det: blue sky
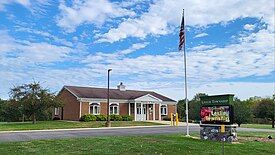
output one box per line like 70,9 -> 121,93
0,0 -> 274,100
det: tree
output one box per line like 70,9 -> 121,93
233,98 -> 253,127
189,93 -> 207,121
0,99 -> 6,121
254,98 -> 275,128
177,99 -> 186,121
9,82 -> 63,124
177,93 -> 207,122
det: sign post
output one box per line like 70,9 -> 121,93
220,124 -> 225,155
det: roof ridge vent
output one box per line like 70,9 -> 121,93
117,82 -> 126,91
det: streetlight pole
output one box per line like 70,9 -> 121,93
105,69 -> 112,127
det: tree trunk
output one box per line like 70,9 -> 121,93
22,114 -> 24,122
238,123 -> 240,127
272,117 -> 274,128
32,114 -> 36,124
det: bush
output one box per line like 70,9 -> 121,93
110,114 -> 122,121
162,116 -> 171,121
80,114 -> 96,122
53,117 -> 61,120
96,114 -> 107,121
121,115 -> 133,121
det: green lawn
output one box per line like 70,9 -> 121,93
0,121 -> 164,131
240,124 -> 275,130
0,134 -> 274,155
237,131 -> 275,138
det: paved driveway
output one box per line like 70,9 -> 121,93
0,126 -> 199,142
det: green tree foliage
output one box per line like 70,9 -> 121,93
0,99 -> 7,121
189,93 -> 207,122
253,98 -> 275,128
233,98 -> 253,127
177,99 -> 185,121
9,82 -> 63,124
177,93 -> 207,122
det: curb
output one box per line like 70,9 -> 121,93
0,125 -> 171,134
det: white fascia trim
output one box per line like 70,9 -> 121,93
134,94 -> 163,102
79,98 -> 128,103
63,87 -> 80,100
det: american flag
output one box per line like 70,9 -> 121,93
178,11 -> 185,51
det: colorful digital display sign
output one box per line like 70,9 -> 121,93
200,105 -> 233,124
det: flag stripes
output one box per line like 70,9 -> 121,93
178,11 -> 185,51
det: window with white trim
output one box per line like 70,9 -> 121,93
161,105 -> 167,115
90,103 -> 100,115
54,107 -> 59,116
110,103 -> 119,115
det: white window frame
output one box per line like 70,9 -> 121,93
89,102 -> 101,115
161,105 -> 167,115
54,107 -> 59,116
109,103 -> 119,115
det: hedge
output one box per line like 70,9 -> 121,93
80,114 -> 133,122
80,114 -> 97,122
96,114 -> 107,121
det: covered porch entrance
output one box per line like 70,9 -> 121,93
128,94 -> 162,121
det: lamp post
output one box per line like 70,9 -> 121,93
105,69 -> 112,127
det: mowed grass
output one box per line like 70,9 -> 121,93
240,124 -> 275,130
238,131 -> 275,138
0,121 -> 164,131
0,134 -> 274,155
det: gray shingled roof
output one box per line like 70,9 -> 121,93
64,86 -> 176,102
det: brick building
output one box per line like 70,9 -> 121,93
54,83 -> 177,121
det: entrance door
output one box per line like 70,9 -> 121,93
136,104 -> 146,121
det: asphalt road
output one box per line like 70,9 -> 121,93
0,126 -> 274,143
0,126 -> 199,142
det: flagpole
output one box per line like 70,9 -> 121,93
182,9 -> 189,136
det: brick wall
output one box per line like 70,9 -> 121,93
100,102 -> 107,115
168,104 -> 176,117
58,89 -> 80,121
119,103 -> 128,115
81,102 -> 89,116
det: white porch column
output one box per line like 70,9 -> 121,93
141,102 -> 143,121
158,103 -> 161,121
153,103 -> 155,121
146,103 -> 149,120
79,101 -> 82,118
134,102 -> 137,121
128,103 -> 131,115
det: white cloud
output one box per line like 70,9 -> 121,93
0,0 -> 30,9
81,29 -> 274,94
98,0 -> 274,43
0,1 -> 274,101
0,0 -> 51,15
156,82 -> 274,100
82,42 -> 149,64
57,0 -> 136,32
244,24 -> 256,31
0,28 -> 273,100
194,32 -> 208,38
0,31 -> 72,66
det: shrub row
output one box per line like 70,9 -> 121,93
80,114 -> 133,122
